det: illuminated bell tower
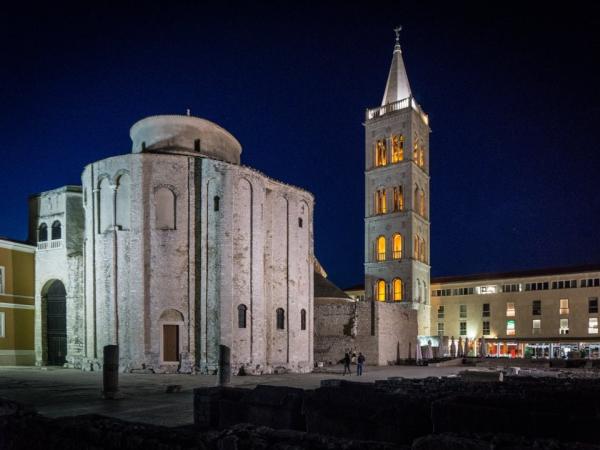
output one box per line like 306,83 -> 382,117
364,27 -> 431,336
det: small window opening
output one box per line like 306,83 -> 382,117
194,139 -> 201,152
298,217 -> 303,228
214,196 -> 220,212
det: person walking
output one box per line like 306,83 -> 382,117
356,352 -> 365,376
342,352 -> 351,375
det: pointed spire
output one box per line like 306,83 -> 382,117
381,26 -> 412,106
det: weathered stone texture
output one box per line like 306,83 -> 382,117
34,115 -> 314,374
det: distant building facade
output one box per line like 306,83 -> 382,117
31,114 -> 314,374
431,265 -> 600,358
0,238 -> 35,365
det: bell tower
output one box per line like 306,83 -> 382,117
364,27 -> 431,336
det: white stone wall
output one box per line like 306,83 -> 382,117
32,187 -> 84,367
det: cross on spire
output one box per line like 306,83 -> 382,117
394,25 -> 402,44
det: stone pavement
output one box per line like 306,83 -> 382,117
0,364 -> 465,426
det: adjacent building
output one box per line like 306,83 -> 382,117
0,238 -> 35,365
431,265 -> 600,358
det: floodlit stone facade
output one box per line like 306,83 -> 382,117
32,115 -> 314,374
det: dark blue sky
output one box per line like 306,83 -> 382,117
1,3 -> 599,288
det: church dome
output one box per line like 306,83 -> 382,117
130,114 -> 242,164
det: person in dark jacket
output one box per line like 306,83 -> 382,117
342,352 -> 351,375
356,352 -> 365,376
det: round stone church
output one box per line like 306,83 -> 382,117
32,114 -> 314,374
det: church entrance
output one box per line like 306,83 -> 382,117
163,325 -> 179,362
45,280 -> 67,366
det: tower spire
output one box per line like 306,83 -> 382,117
381,26 -> 412,106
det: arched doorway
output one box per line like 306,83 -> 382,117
45,280 -> 67,365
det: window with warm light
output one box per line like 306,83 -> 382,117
376,236 -> 386,261
376,280 -> 386,301
413,139 -> 419,162
589,318 -> 598,334
391,135 -> 404,163
375,189 -> 387,214
392,278 -> 403,301
506,320 -> 516,336
375,139 -> 387,167
393,186 -> 404,211
506,302 -> 515,317
392,233 -> 402,259
419,146 -> 425,168
560,299 -> 569,315
419,190 -> 425,216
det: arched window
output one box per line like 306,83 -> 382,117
420,238 -> 426,263
413,139 -> 419,161
393,233 -> 402,259
238,304 -> 247,328
393,186 -> 404,211
419,190 -> 425,217
38,223 -> 48,242
391,134 -> 404,163
51,221 -> 62,240
276,308 -> 285,330
419,146 -> 425,167
115,174 -> 131,230
414,185 -> 420,214
375,139 -> 387,167
414,235 -> 420,260
393,278 -> 403,301
155,187 -> 176,230
376,280 -> 386,302
301,309 -> 307,330
375,189 -> 387,214
376,236 -> 386,261
99,177 -> 113,233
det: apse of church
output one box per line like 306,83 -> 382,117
32,114 -> 314,374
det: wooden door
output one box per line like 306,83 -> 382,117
163,325 -> 179,362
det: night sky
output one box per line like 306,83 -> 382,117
1,3 -> 599,288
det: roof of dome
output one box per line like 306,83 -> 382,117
130,114 -> 242,164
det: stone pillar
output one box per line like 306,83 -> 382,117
217,345 -> 231,386
102,345 -> 119,399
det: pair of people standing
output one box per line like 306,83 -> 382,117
342,352 -> 366,376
